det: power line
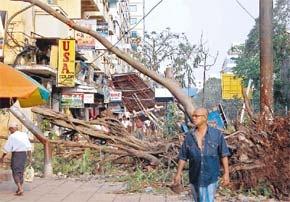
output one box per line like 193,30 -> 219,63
235,0 -> 256,20
90,0 -> 164,64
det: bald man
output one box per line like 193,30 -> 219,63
173,108 -> 230,202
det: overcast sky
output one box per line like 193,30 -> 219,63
145,0 -> 259,80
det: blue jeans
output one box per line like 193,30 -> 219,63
191,181 -> 218,202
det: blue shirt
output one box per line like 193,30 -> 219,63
178,126 -> 230,186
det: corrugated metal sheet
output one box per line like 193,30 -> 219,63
112,73 -> 155,112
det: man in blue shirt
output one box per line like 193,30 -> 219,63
173,108 -> 230,202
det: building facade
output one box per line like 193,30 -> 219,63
0,0 -> 133,124
128,0 -> 144,41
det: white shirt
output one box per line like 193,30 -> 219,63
2,131 -> 32,153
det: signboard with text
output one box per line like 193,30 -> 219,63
83,94 -> 94,104
221,73 -> 243,99
57,39 -> 76,87
61,93 -> 84,108
74,19 -> 96,50
95,21 -> 109,50
109,90 -> 122,102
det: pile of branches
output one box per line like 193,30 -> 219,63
227,115 -> 290,200
31,107 -> 180,167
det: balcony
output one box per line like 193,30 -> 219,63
15,64 -> 57,77
81,0 -> 100,12
82,0 -> 109,20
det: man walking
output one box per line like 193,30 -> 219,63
173,108 -> 230,202
0,122 -> 32,196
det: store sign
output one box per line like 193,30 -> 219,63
57,39 -> 75,87
95,21 -> 109,50
74,19 -> 96,50
61,93 -> 84,108
84,94 -> 94,104
109,90 -> 122,102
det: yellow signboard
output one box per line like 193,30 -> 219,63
57,39 -> 75,87
221,73 -> 243,99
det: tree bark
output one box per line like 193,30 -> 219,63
11,0 -> 195,120
9,106 -> 53,177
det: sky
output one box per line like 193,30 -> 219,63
144,0 -> 259,80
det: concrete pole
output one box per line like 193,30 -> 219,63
259,0 -> 274,117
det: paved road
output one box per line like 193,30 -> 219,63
0,176 -> 191,202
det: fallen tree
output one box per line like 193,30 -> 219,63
31,107 -> 180,166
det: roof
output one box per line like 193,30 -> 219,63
112,73 -> 155,112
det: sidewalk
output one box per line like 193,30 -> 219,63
0,177 -> 191,202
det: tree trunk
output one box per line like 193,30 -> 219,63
11,0 -> 195,120
9,106 -> 53,177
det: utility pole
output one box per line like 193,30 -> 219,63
259,0 -> 273,118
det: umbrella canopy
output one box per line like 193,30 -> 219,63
0,63 -> 50,108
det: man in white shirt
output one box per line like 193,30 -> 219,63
0,122 -> 32,196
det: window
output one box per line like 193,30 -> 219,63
130,31 -> 138,38
129,5 -> 137,12
130,18 -> 137,25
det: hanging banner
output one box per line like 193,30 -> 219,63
57,39 -> 75,87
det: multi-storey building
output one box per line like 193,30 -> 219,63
0,0 -> 123,121
128,0 -> 144,41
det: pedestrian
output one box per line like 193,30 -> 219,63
173,108 -> 230,202
134,117 -> 144,140
0,122 -> 32,196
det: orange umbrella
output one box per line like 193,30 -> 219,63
0,63 -> 50,108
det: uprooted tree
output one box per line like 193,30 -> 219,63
9,0 -> 290,199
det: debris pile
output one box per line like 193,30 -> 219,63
227,116 -> 290,200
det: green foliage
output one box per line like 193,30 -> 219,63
32,145 -> 99,176
53,149 -> 96,175
163,102 -> 180,137
39,119 -> 51,132
233,0 -> 290,114
32,143 -> 44,174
